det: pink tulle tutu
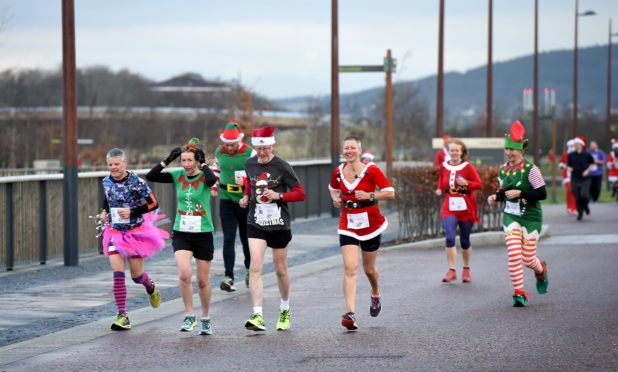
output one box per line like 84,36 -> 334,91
102,212 -> 170,258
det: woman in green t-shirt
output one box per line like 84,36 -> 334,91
147,138 -> 218,335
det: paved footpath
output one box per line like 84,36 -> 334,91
1,203 -> 617,371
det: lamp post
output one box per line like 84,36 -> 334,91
62,0 -> 79,266
572,0 -> 596,137
486,0 -> 493,137
606,18 -> 618,143
436,0 -> 445,138
533,0 -> 539,164
330,0 -> 339,217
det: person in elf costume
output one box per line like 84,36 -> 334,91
147,138 -> 218,335
211,122 -> 256,292
559,139 -> 577,215
487,121 -> 549,307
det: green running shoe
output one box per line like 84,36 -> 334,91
180,314 -> 197,332
276,308 -> 292,331
199,317 -> 213,335
111,313 -> 131,331
148,281 -> 161,308
512,290 -> 528,307
245,313 -> 266,331
535,260 -> 549,294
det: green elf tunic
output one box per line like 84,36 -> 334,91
168,168 -> 214,233
498,159 -> 544,234
215,143 -> 254,202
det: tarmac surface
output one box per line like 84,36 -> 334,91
1,202 -> 617,371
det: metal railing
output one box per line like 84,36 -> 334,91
0,159 -> 333,271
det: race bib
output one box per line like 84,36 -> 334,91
347,212 -> 370,230
448,197 -> 467,211
255,203 -> 281,223
234,170 -> 247,185
179,215 -> 202,232
110,208 -> 130,224
504,201 -> 522,216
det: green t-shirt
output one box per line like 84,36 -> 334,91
498,159 -> 543,233
169,168 -> 214,233
215,143 -> 255,202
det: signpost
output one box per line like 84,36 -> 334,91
339,50 -> 397,179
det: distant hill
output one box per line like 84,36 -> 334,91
274,45 -> 617,118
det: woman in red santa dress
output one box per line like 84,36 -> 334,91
434,138 -> 482,284
329,136 -> 395,331
608,139 -> 618,200
559,139 -> 577,215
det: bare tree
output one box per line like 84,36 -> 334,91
375,82 -> 431,160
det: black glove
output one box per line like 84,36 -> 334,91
163,147 -> 182,165
196,149 -> 206,165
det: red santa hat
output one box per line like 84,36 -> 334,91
573,136 -> 587,148
251,126 -> 276,146
220,122 -> 244,143
360,150 -> 375,162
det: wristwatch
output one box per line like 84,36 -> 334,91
369,192 -> 375,201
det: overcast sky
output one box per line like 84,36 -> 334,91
0,0 -> 616,99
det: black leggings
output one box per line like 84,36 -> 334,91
571,178 -> 591,214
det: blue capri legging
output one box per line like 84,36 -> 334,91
442,215 -> 473,249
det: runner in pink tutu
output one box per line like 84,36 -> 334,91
100,148 -> 168,331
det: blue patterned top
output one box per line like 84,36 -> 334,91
102,172 -> 153,231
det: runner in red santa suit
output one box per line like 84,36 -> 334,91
559,139 -> 577,215
608,139 -> 618,199
329,135 -> 395,331
433,135 -> 451,166
434,138 -> 482,284
239,126 -> 306,332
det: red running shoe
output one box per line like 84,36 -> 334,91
341,312 -> 358,330
462,267 -> 471,283
442,269 -> 457,283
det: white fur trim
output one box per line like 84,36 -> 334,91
338,218 -> 388,241
251,137 -> 275,146
220,133 -> 243,143
442,161 -> 469,172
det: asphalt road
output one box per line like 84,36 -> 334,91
1,203 -> 617,371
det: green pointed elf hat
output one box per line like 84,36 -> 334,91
220,122 -> 244,143
504,120 -> 526,150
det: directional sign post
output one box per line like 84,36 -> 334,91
338,50 -> 397,180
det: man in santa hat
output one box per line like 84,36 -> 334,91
239,126 -> 306,332
212,122 -> 256,292
567,136 -> 595,220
